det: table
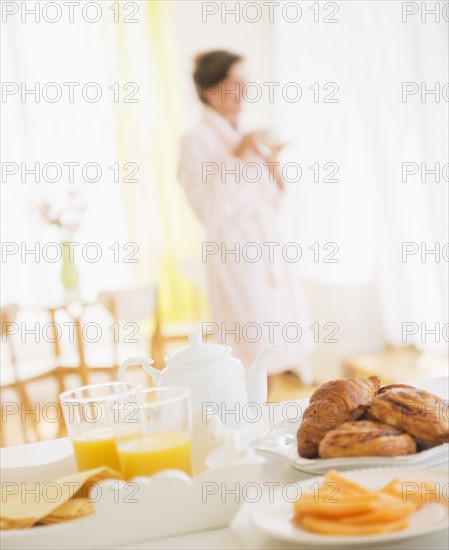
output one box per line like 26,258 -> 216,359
343,347 -> 448,384
1,376 -> 448,549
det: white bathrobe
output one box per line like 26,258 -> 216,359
178,108 -> 314,383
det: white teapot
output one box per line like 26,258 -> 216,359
119,332 -> 279,429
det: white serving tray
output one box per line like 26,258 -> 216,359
1,418 -> 266,549
2,458 -> 265,550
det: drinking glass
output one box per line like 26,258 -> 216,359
60,381 -> 137,472
109,387 -> 192,480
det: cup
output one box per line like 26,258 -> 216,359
109,387 -> 192,480
258,128 -> 279,148
60,381 -> 137,472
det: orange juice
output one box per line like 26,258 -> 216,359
117,432 -> 192,479
71,426 -> 121,472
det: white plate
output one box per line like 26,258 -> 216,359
252,421 -> 449,473
251,467 -> 449,547
0,438 -> 76,484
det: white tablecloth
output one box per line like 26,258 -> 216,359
1,376 -> 448,549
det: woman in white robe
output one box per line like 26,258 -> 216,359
178,51 -> 314,384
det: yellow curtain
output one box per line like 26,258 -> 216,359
146,1 -> 206,322
110,1 -> 206,323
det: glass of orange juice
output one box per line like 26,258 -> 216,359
109,387 -> 192,480
60,381 -> 137,473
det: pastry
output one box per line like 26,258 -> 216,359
415,439 -> 442,452
377,384 -> 416,395
297,376 -> 381,458
369,386 -> 449,443
318,420 -> 417,458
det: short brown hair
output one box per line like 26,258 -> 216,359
193,50 -> 243,104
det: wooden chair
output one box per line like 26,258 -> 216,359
0,304 -> 65,444
56,301 -> 122,387
56,287 -> 162,388
98,286 -> 157,371
150,289 -> 193,368
99,285 -> 194,370
55,285 -> 198,390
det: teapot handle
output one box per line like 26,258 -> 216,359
118,356 -> 161,386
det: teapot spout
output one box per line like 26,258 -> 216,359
246,344 -> 281,405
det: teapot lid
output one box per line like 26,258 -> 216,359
167,332 -> 227,363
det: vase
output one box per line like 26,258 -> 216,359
61,242 -> 80,301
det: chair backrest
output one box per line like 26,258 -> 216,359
98,286 -> 158,323
0,304 -> 19,335
1,304 -> 20,367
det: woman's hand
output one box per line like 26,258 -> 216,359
264,143 -> 287,191
234,133 -> 287,191
233,132 -> 261,159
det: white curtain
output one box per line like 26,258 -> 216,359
276,1 -> 448,356
1,8 -> 161,307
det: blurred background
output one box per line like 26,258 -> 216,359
1,1 -> 448,445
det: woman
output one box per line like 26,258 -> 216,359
178,50 -> 313,384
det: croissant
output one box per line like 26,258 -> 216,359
297,376 -> 381,458
318,420 -> 416,458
